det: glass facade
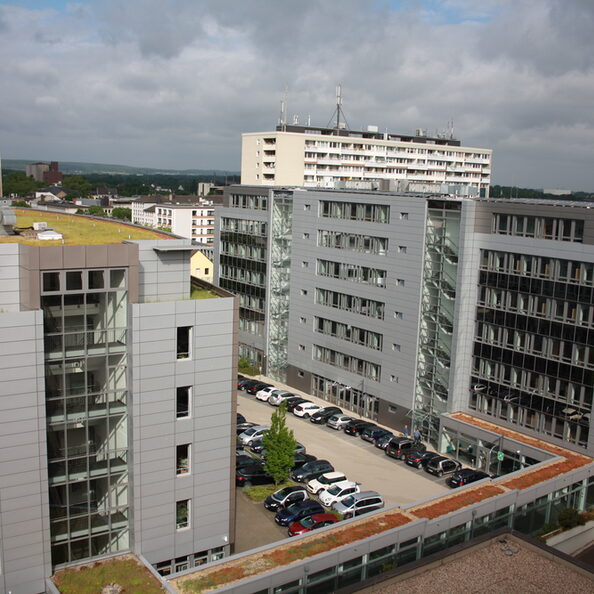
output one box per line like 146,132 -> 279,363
414,201 -> 461,445
42,268 -> 130,566
470,250 -> 594,448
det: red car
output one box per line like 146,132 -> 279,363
287,513 -> 339,537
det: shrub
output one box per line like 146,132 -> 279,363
238,357 -> 259,376
558,508 -> 585,529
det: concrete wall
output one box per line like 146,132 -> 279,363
130,295 -> 237,565
0,244 -> 21,312
0,310 -> 51,594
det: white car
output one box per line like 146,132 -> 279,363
268,391 -> 296,406
293,402 -> 324,418
306,471 -> 347,495
237,425 -> 269,446
255,386 -> 281,402
318,480 -> 360,507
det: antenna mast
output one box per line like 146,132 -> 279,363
278,85 -> 288,130
326,83 -> 350,132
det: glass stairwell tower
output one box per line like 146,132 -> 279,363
414,201 -> 461,445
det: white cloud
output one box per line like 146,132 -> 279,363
0,0 -> 593,189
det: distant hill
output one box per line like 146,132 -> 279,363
2,159 -> 239,177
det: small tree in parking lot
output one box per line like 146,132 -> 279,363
263,403 -> 297,485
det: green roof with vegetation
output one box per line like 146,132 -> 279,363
0,209 -> 172,245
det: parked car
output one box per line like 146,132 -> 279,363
425,456 -> 462,477
293,402 -> 324,418
306,471 -> 347,495
361,426 -> 393,444
237,376 -> 253,390
286,397 -> 311,413
248,437 -> 265,455
385,437 -> 425,460
292,453 -> 317,469
264,485 -> 309,512
344,420 -> 376,437
236,421 -> 257,435
332,491 -> 384,519
446,468 -> 491,488
405,450 -> 441,469
261,442 -> 306,458
268,391 -> 297,406
246,381 -> 273,395
318,481 -> 360,507
240,378 -> 261,392
326,414 -> 354,431
373,432 -> 395,450
291,459 -> 334,483
274,499 -> 324,526
236,463 -> 274,487
288,513 -> 339,537
256,386 -> 281,402
237,425 -> 269,446
309,407 -> 342,424
237,412 -> 246,425
236,454 -> 260,469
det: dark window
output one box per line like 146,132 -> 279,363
43,272 -> 60,292
177,327 -> 191,359
176,386 -> 191,418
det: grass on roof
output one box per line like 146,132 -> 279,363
53,555 -> 165,593
0,209 -> 172,245
191,287 -> 219,299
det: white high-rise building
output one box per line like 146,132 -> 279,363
241,124 -> 492,196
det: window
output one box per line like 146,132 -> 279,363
396,278 -> 405,287
394,311 -> 403,319
400,212 -> 409,220
303,232 -> 310,239
390,375 -> 399,383
176,444 -> 190,475
177,326 -> 191,359
176,387 -> 191,418
392,344 -> 401,351
301,289 -> 308,296
204,267 -> 210,275
299,345 -> 305,351
302,261 -> 309,268
176,499 -> 190,530
88,270 -> 104,289
304,204 -> 311,211
299,317 -> 307,324
66,270 -> 83,291
43,271 -> 60,292
398,246 -> 407,254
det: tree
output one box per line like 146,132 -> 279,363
111,207 -> 131,221
263,403 -> 297,485
62,175 -> 92,197
87,205 -> 106,216
2,171 -> 44,197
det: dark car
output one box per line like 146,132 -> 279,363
248,437 -> 265,455
292,453 -> 317,469
385,437 -> 425,460
240,378 -> 261,392
274,499 -> 324,526
285,397 -> 310,413
425,456 -> 462,477
236,462 -> 274,487
374,432 -> 395,450
264,486 -> 309,512
446,468 -> 491,488
343,419 -> 376,437
237,412 -> 246,425
361,426 -> 393,444
236,454 -> 260,469
236,421 -> 257,435
288,513 -> 339,537
405,450 -> 441,469
246,381 -> 273,395
237,375 -> 249,389
309,407 -> 342,424
291,459 -> 334,483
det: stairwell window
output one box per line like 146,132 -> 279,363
176,499 -> 190,530
176,386 -> 191,419
177,326 -> 192,360
176,444 -> 191,475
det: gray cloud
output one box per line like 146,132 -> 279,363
0,0 -> 593,190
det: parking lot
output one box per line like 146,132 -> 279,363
237,391 -> 448,508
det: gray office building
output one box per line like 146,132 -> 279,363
215,187 -> 594,459
0,239 -> 237,594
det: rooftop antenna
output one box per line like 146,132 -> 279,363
326,84 -> 350,132
278,85 -> 288,130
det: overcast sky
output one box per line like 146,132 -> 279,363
1,0 -> 593,190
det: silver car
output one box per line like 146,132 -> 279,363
326,414 -> 353,431
237,425 -> 269,446
268,391 -> 297,406
332,490 -> 384,519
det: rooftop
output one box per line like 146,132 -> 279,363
1,208 -> 173,245
359,532 -> 594,594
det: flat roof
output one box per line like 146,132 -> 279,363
1,208 -> 173,246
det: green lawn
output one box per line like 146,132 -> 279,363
53,555 -> 165,593
191,287 -> 219,299
1,209 -> 171,245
